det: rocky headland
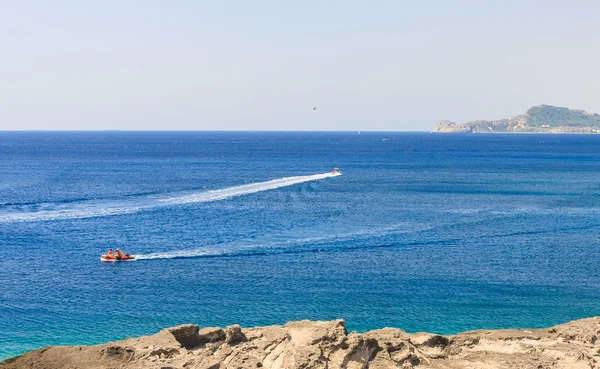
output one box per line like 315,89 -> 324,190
434,105 -> 600,133
3,317 -> 600,369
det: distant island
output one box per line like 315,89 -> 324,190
434,105 -> 600,133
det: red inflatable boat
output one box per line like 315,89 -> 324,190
101,249 -> 135,262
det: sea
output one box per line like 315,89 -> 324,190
1,131 -> 600,360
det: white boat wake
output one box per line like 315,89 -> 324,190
158,172 -> 339,206
0,172 -> 341,223
133,223 -> 431,260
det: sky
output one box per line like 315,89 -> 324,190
2,1 -> 600,131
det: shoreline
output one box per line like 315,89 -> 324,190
431,130 -> 600,134
3,316 -> 600,368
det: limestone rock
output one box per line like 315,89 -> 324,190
225,325 -> 246,345
3,317 -> 600,369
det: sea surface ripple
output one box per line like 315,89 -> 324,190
1,132 -> 600,361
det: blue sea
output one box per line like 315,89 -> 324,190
1,131 -> 600,360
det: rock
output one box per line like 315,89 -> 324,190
149,348 -> 180,359
204,361 -> 221,369
197,327 -> 226,345
166,324 -> 202,349
3,317 -> 600,368
101,345 -> 136,360
225,325 -> 246,345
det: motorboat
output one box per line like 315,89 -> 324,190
101,253 -> 135,262
101,249 -> 135,262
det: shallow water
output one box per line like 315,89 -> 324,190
1,131 -> 599,360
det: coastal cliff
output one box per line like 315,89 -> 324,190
434,105 -> 600,133
3,317 -> 600,369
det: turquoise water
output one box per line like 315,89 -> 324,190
1,132 -> 600,360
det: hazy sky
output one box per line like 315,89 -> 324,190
2,1 -> 600,131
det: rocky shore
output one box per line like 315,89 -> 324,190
3,317 -> 600,369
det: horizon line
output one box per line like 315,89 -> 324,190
0,129 -> 433,133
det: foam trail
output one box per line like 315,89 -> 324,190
159,172 -> 339,205
133,223 -> 432,260
0,172 -> 340,223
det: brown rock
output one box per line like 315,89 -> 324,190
3,317 -> 600,369
197,327 -> 226,345
225,325 -> 247,345
166,324 -> 202,349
